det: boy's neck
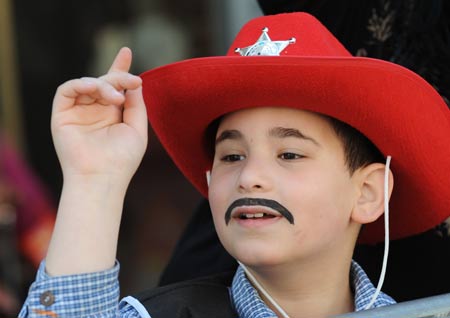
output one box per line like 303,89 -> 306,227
246,256 -> 355,317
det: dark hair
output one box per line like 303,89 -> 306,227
327,116 -> 385,174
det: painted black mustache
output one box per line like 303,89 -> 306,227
225,198 -> 295,225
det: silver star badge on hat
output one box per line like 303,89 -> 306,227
235,27 -> 296,56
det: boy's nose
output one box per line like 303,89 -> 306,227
237,157 -> 273,193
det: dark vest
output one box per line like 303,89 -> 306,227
134,271 -> 238,318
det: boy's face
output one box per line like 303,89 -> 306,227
208,107 -> 361,267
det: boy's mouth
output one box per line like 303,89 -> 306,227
225,198 -> 295,225
233,206 -> 281,220
231,206 -> 283,227
237,212 -> 278,220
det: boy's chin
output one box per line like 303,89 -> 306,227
230,245 -> 288,268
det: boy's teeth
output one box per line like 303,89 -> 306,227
244,213 -> 264,218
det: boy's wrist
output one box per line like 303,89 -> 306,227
62,172 -> 130,196
45,172 -> 129,276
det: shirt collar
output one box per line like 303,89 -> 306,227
230,260 -> 396,318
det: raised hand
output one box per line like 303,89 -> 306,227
45,48 -> 148,275
51,47 -> 148,184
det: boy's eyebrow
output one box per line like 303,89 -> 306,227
269,127 -> 321,147
215,129 -> 243,145
215,127 -> 320,147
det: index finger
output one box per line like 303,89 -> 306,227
108,47 -> 133,73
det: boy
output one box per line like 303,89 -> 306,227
20,12 -> 449,318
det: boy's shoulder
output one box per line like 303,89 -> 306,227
133,271 -> 237,318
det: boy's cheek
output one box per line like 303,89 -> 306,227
208,170 -> 233,203
209,202 -> 226,230
208,184 -> 226,225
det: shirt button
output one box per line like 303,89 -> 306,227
39,290 -> 55,306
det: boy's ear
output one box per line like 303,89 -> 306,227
351,163 -> 394,225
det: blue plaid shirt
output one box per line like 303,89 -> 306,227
19,260 -> 395,317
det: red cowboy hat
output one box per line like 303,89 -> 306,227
140,12 -> 450,244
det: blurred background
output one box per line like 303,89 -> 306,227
2,0 -> 450,316
0,0 -> 261,315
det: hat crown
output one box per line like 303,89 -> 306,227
227,13 -> 351,57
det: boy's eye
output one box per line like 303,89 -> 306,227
221,154 -> 245,162
279,152 -> 303,160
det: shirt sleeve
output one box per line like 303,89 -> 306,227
18,260 -> 143,318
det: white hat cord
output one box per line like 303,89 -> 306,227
238,260 -> 290,318
364,155 -> 391,310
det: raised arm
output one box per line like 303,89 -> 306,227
45,47 -> 148,276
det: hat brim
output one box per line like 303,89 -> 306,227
141,55 -> 450,244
